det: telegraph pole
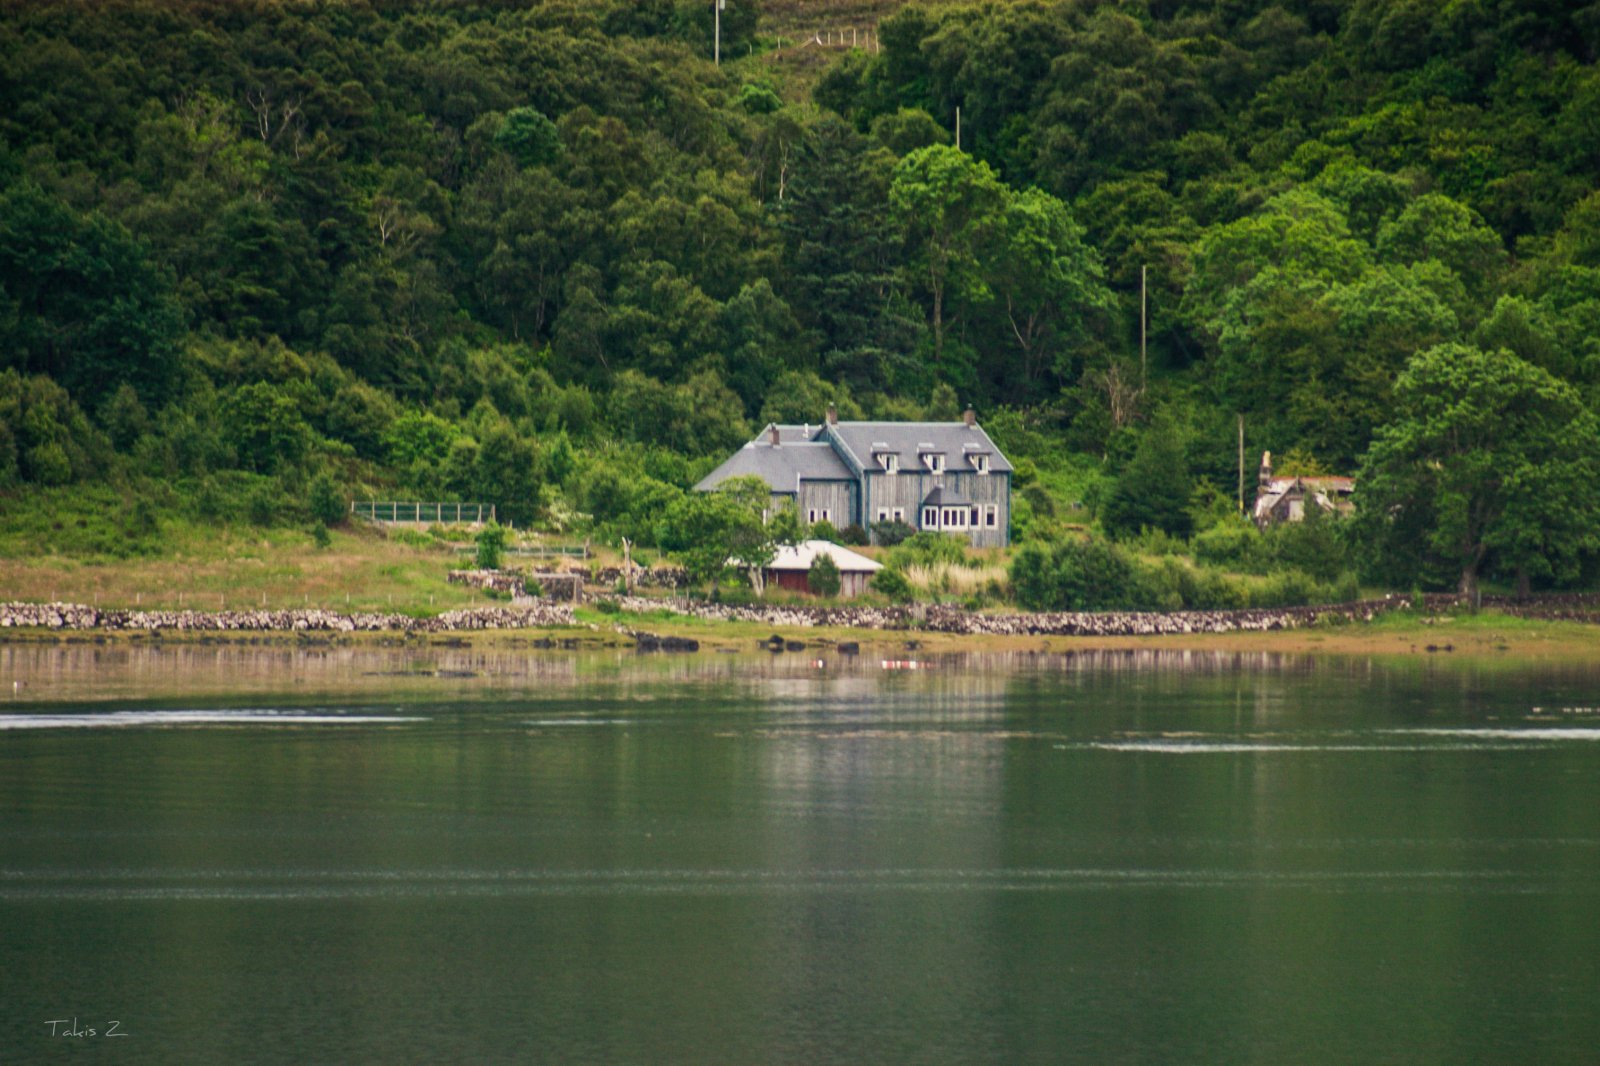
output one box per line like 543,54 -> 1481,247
1237,414 -> 1245,514
714,0 -> 722,65
1140,264 -> 1148,391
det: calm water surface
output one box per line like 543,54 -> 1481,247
3,646 -> 1600,1063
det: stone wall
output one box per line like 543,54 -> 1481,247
604,595 -> 1408,636
590,567 -> 691,590
446,569 -> 525,595
0,602 -> 576,632
7,592 -> 1599,639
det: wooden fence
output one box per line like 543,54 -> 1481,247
352,501 -> 495,525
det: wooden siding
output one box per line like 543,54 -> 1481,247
797,480 -> 857,529
863,471 -> 1010,547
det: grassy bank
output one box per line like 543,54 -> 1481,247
6,491 -> 1600,661
0,488 -> 501,613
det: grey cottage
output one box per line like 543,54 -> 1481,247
694,406 -> 1013,548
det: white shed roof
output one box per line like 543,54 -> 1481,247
765,539 -> 884,574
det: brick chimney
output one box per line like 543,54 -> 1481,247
1259,450 -> 1273,489
768,424 -> 780,446
963,405 -> 976,427
826,403 -> 838,426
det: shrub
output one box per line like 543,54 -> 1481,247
389,528 -> 434,549
1249,569 -> 1327,608
810,519 -> 841,544
307,471 -> 346,527
871,519 -> 916,546
870,567 -> 914,602
1193,518 -> 1260,568
808,553 -> 842,597
839,523 -> 869,546
475,522 -> 507,570
311,522 -> 332,549
246,482 -> 280,526
1010,537 -> 1137,611
1263,507 -> 1349,582
889,531 -> 967,570
1189,566 -> 1248,610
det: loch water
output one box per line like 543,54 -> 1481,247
3,646 -> 1600,1063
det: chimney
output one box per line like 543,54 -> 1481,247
1259,450 -> 1273,489
963,405 -> 976,428
826,404 -> 838,426
768,424 -> 780,446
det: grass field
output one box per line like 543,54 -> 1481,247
0,484 -> 499,613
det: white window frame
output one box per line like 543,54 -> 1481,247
983,504 -> 998,528
878,452 -> 899,474
808,508 -> 833,524
876,508 -> 889,523
972,453 -> 990,474
922,507 -> 938,528
891,507 -> 905,523
942,507 -> 968,529
922,452 -> 945,473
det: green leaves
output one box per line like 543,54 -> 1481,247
493,107 -> 562,168
0,183 -> 184,408
655,476 -> 773,588
1356,344 -> 1600,595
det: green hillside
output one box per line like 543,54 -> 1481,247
2,0 -> 1598,600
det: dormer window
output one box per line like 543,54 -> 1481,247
922,451 -> 945,473
877,452 -> 899,474
972,453 -> 990,474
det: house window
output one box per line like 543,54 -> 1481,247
923,452 -> 945,473
891,508 -> 904,523
943,507 -> 968,529
972,453 -> 990,474
922,507 -> 938,528
876,508 -> 889,523
984,505 -> 997,528
971,506 -> 980,526
878,452 -> 898,474
808,508 -> 832,524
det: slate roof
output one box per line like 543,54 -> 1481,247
694,438 -> 853,493
826,421 -> 1013,474
764,539 -> 883,574
920,486 -> 974,508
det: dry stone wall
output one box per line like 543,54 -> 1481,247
7,592 -> 1600,640
606,595 -> 1408,635
0,602 -> 576,632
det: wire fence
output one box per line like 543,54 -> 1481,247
352,501 -> 495,525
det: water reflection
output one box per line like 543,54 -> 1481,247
5,646 -> 1600,1062
5,641 -> 1577,709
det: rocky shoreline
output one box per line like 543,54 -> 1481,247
4,591 -> 1598,642
0,602 -> 577,633
609,595 -> 1404,636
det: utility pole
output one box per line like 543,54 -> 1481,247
955,106 -> 961,150
714,0 -> 723,65
1237,414 -> 1245,514
1140,264 -> 1148,392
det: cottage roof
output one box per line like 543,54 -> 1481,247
764,539 -> 884,574
694,437 -> 853,493
1264,475 -> 1354,494
827,421 -> 1014,473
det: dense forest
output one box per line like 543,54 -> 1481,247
3,0 -> 1599,598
